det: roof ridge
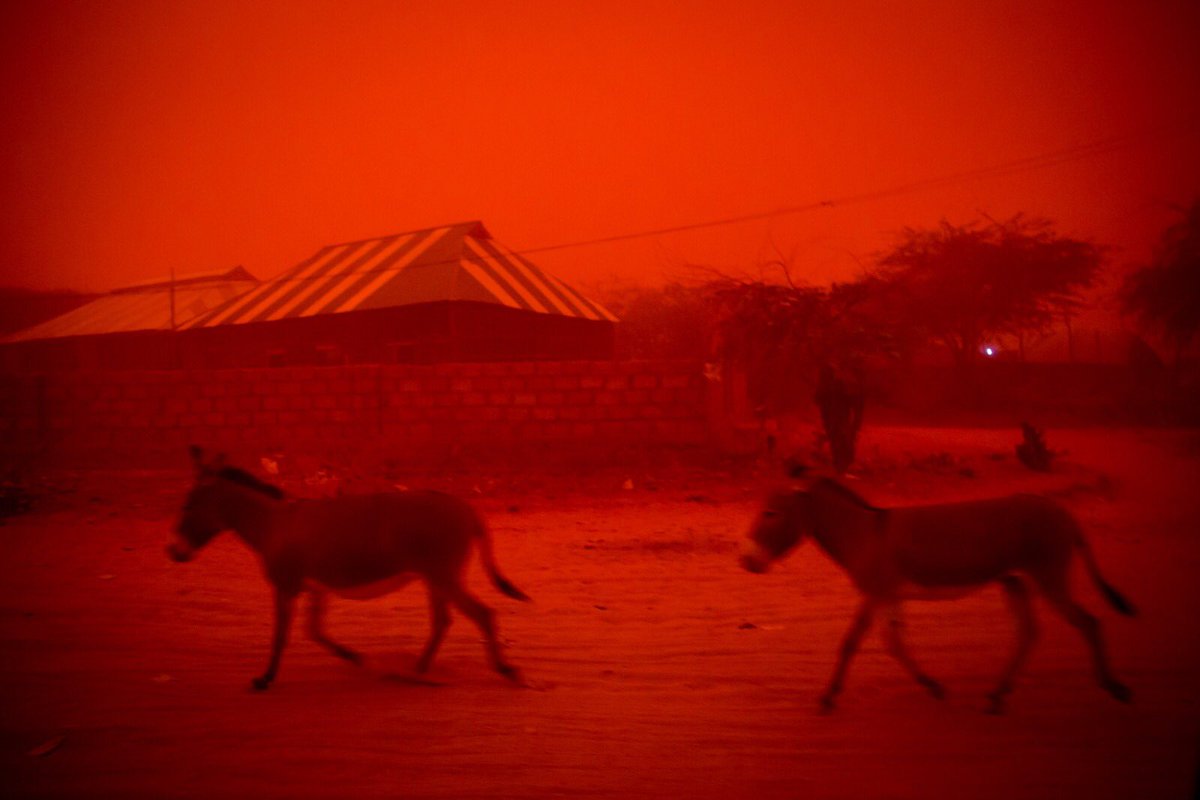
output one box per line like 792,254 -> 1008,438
324,220 -> 488,249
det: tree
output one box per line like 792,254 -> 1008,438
1121,199 -> 1200,365
875,215 -> 1104,366
594,280 -> 713,361
705,269 -> 905,472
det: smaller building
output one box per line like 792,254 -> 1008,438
1,268 -> 258,371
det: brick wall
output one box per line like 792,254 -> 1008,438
0,360 -> 712,457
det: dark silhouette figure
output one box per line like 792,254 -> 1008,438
815,364 -> 864,474
1016,422 -> 1054,472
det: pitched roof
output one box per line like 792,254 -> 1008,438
3,267 -> 259,343
179,221 -> 617,329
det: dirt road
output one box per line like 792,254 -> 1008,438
3,428 -> 1199,798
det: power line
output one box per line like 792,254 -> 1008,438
229,121 -> 1188,290
521,122 -> 1183,257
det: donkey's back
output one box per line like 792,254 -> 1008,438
275,490 -> 484,589
883,493 -> 1080,588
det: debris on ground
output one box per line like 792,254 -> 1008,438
27,735 -> 66,758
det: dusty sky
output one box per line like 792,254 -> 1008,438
1,0 -> 1198,294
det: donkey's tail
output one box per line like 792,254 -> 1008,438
1071,526 -> 1136,617
475,522 -> 531,602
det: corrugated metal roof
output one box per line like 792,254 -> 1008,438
180,221 -> 617,329
3,268 -> 258,343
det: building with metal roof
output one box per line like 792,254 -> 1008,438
2,223 -> 617,370
171,221 -> 617,367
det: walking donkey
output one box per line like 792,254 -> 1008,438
169,447 -> 530,690
741,467 -> 1136,713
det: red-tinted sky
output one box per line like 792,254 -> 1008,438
1,0 -> 1197,293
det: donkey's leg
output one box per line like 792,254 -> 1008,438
987,575 -> 1038,714
254,588 -> 298,691
820,597 -> 876,713
1034,571 -> 1131,703
883,603 -> 944,700
445,584 -> 520,681
415,584 -> 452,674
306,589 -> 362,665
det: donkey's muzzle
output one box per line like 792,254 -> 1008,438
740,552 -> 768,574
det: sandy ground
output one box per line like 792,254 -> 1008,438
2,426 -> 1199,799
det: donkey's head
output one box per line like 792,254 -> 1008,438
168,446 -> 230,563
740,485 -> 815,573
741,459 -> 820,573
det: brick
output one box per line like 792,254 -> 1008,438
632,374 -> 658,389
473,376 -> 501,392
566,391 -> 594,405
571,422 -> 597,438
164,398 -> 190,414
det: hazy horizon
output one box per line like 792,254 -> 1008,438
2,0 -> 1198,294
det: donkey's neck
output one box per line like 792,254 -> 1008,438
809,490 -> 880,568
219,483 -> 279,552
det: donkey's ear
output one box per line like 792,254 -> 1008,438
189,445 -> 206,469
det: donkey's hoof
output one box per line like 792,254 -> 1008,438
497,663 -> 523,683
250,676 -> 272,691
920,677 -> 946,700
1108,682 -> 1132,703
985,694 -> 1006,715
817,694 -> 837,714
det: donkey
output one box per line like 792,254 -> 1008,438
741,472 -> 1136,714
169,446 -> 530,690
